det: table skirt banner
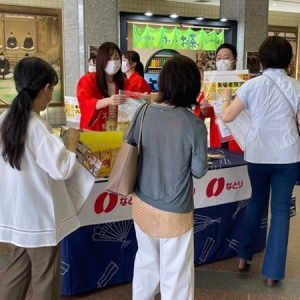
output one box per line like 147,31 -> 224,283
61,149 -> 266,296
61,202 -> 267,296
78,165 -> 251,227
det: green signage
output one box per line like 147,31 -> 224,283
133,24 -> 224,51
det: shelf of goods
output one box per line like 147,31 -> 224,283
145,49 -> 179,73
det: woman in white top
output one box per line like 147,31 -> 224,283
221,36 -> 300,287
0,57 -> 81,300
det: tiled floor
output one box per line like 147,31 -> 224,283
1,187 -> 300,299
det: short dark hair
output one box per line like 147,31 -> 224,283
258,36 -> 292,70
156,54 -> 200,108
0,52 -> 4,56
216,43 -> 237,59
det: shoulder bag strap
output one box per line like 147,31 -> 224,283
124,103 -> 150,148
264,73 -> 300,135
264,73 -> 295,115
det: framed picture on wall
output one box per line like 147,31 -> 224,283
0,4 -> 63,107
245,51 -> 261,77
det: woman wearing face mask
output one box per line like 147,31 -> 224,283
77,42 -> 139,131
194,43 -> 242,152
0,57 -> 80,300
122,51 -> 151,94
88,54 -> 96,73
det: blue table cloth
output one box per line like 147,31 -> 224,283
60,148 -> 267,296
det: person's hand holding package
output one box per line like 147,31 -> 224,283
65,128 -> 80,153
109,94 -> 126,105
200,98 -> 211,116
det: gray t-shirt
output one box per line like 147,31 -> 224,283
127,103 -> 208,214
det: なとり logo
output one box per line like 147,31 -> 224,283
94,192 -> 132,214
206,177 -> 243,198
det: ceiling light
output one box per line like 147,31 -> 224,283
196,16 -> 204,20
144,11 -> 153,16
220,18 -> 228,22
272,3 -> 277,5
170,13 -> 178,18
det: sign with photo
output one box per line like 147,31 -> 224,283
0,5 -> 63,107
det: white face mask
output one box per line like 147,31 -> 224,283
105,60 -> 121,75
88,65 -> 96,73
216,59 -> 233,71
121,61 -> 131,73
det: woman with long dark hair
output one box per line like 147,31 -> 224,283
77,42 -> 139,131
0,57 -> 80,300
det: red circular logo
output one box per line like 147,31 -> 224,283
206,177 -> 225,197
94,192 -> 118,214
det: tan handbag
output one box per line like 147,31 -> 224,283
106,103 -> 149,197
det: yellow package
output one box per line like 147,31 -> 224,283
79,131 -> 123,177
110,147 -> 121,168
117,121 -> 130,137
99,149 -> 111,175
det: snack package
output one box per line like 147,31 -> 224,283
79,131 -> 123,177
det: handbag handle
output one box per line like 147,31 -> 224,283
124,103 -> 150,151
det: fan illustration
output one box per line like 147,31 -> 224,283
92,220 -> 133,249
226,238 -> 239,251
194,214 -> 221,233
61,261 -> 70,276
97,261 -> 119,288
199,237 -> 215,263
232,199 -> 249,220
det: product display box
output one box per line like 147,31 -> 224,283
79,131 -> 123,177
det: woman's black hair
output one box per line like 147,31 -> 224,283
156,54 -> 200,109
258,36 -> 292,70
89,54 -> 96,64
95,42 -> 124,97
0,57 -> 58,170
123,50 -> 145,77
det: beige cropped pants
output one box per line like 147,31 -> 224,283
0,243 -> 61,300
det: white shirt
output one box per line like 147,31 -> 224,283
0,111 -> 80,247
236,68 -> 300,163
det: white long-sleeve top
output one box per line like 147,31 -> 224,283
0,111 -> 80,247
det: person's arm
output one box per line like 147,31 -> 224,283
221,95 -> 245,123
35,130 -> 79,180
65,128 -> 80,153
77,75 -> 125,125
195,91 -> 210,120
297,109 -> 300,126
95,95 -> 125,110
191,121 -> 208,179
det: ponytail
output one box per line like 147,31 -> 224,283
1,91 -> 33,170
0,57 -> 58,170
135,61 -> 144,78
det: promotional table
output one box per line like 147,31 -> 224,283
60,148 -> 267,296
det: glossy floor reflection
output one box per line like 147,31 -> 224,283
1,186 -> 300,300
